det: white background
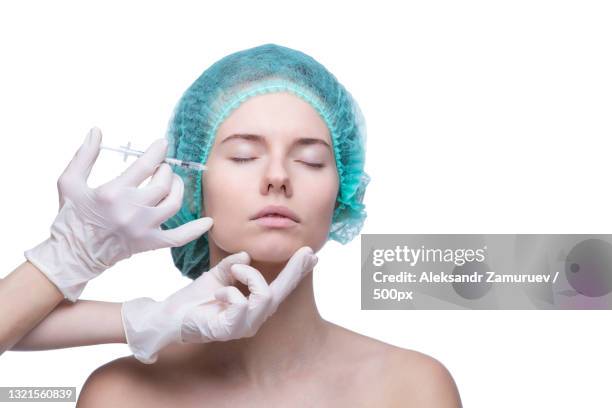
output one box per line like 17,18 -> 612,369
1,1 -> 611,406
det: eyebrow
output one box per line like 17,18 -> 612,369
220,133 -> 332,151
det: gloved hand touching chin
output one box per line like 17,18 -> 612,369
24,127 -> 213,302
121,246 -> 318,364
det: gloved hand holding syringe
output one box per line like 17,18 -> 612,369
24,128 -> 214,302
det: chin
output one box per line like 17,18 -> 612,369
211,225 -> 325,262
244,239 -> 303,263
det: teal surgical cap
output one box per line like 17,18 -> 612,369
161,43 -> 370,279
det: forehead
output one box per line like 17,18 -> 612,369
214,92 -> 331,145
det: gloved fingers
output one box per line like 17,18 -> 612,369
113,138 -> 168,188
149,174 -> 184,224
81,128 -> 103,187
181,302 -> 223,343
145,161 -> 172,187
139,163 -> 173,206
208,251 -> 251,286
213,286 -> 249,338
153,217 -> 213,249
214,285 -> 249,305
269,247 -> 318,309
230,264 -> 273,330
57,127 -> 102,207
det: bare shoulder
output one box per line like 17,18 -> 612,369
326,322 -> 462,407
386,348 -> 463,407
77,356 -> 155,408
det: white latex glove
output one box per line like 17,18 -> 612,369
24,127 -> 213,301
121,246 -> 318,364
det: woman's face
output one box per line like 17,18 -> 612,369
201,92 -> 339,265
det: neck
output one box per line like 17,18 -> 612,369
183,245 -> 330,385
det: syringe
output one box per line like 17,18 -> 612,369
100,141 -> 207,172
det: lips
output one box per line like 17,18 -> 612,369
250,205 -> 300,223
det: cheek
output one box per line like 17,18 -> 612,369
201,175 -> 255,251
299,171 -> 339,241
201,153 -> 259,217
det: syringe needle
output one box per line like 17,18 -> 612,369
100,142 -> 207,172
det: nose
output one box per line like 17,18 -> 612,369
260,155 -> 293,197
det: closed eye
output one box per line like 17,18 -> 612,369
231,157 -> 256,163
231,157 -> 324,168
297,160 -> 324,168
